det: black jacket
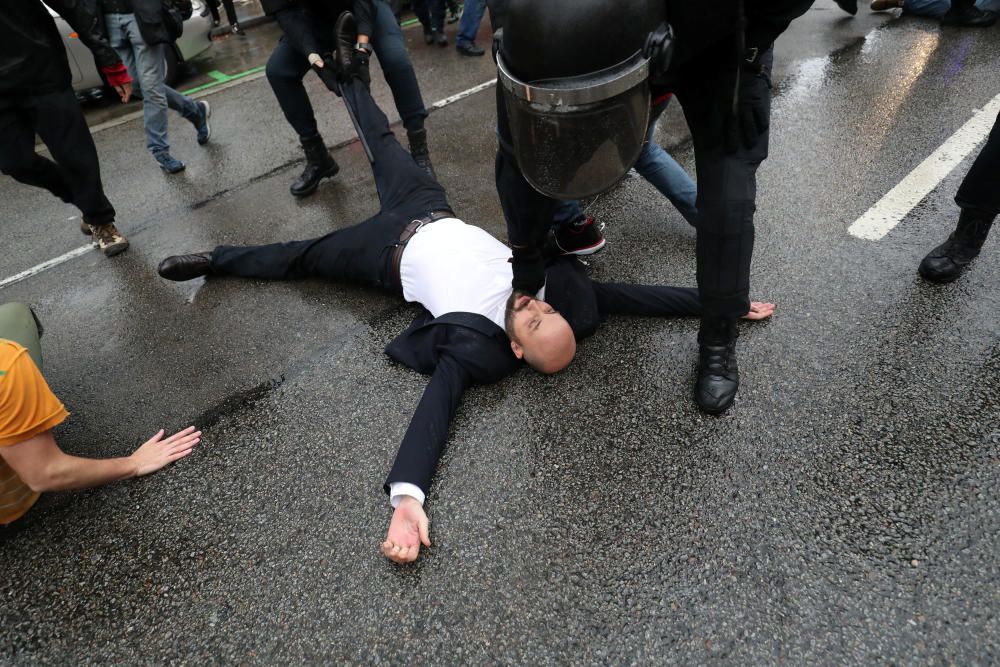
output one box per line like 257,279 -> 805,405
88,0 -> 176,46
382,257 -> 702,496
0,0 -> 122,96
261,0 -> 374,59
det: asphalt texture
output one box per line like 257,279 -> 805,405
1,3 -> 999,663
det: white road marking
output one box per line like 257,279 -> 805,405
0,244 -> 94,290
848,93 -> 1000,241
2,78 -> 500,290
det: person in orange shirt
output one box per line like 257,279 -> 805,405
0,302 -> 200,528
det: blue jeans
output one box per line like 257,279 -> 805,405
903,0 -> 1000,15
105,13 -> 200,156
457,0 -> 487,46
554,97 -> 699,227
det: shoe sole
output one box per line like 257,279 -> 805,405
198,101 -> 212,145
562,238 -> 607,256
290,164 -> 341,198
159,163 -> 186,174
100,240 -> 130,257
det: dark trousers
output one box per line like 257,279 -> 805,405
265,0 -> 428,139
212,80 -> 450,290
412,0 -> 446,32
955,109 -> 1000,215
207,0 -> 238,24
0,87 -> 116,227
672,47 -> 773,320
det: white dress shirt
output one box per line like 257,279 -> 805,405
389,218 -> 543,509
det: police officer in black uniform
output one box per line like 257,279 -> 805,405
492,0 -> 812,414
262,0 -> 435,198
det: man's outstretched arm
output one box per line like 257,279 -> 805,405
592,283 -> 775,320
382,355 -> 472,564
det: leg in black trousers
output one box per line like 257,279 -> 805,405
212,80 -> 450,289
0,89 -> 117,227
919,109 -> 1000,282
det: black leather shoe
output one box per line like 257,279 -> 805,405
695,319 -> 739,414
835,0 -> 858,14
456,42 -> 485,56
334,11 -> 356,72
291,133 -> 339,197
918,209 -> 996,283
158,252 -> 213,281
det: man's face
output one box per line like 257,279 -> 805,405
504,292 -> 576,374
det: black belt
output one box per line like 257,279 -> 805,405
389,210 -> 453,290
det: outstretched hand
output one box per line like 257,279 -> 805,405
129,426 -> 201,477
742,301 -> 776,321
381,496 -> 430,564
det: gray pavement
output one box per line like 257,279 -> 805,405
1,3 -> 999,663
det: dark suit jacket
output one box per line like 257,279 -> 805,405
382,257 -> 702,496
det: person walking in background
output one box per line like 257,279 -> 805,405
413,0 -> 448,46
99,0 -> 213,174
0,0 -> 133,256
455,0 -> 487,56
204,0 -> 245,34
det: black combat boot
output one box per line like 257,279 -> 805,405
918,208 -> 996,283
695,317 -> 739,415
291,133 -> 340,198
407,127 -> 437,180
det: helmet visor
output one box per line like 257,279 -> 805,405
499,52 -> 651,200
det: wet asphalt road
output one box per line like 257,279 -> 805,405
1,3 -> 999,664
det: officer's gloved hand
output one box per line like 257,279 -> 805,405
509,246 -> 546,294
350,48 -> 372,88
308,52 -> 342,95
725,47 -> 773,154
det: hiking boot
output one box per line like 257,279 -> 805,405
88,223 -> 130,257
550,216 -> 606,256
194,100 -> 211,145
695,318 -> 739,414
407,128 -> 437,180
291,133 -> 339,197
158,252 -> 214,281
154,152 -> 185,174
918,208 -> 996,283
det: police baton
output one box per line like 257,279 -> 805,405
309,54 -> 375,165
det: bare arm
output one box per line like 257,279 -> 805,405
0,426 -> 200,493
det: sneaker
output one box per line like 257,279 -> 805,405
194,100 -> 211,145
550,216 -> 606,256
154,152 -> 185,174
456,42 -> 485,57
435,30 -> 448,47
88,223 -> 129,257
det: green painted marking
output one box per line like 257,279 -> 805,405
180,65 -> 266,95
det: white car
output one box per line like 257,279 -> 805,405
50,1 -> 213,92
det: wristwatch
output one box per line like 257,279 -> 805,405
355,42 -> 373,55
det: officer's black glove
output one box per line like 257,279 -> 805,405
350,48 -> 371,87
509,245 -> 546,294
309,52 -> 342,96
725,47 -> 772,154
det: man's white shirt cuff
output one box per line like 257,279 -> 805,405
389,482 -> 425,508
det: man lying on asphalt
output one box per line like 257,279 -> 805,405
156,25 -> 775,563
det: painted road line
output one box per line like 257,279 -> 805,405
0,245 -> 94,290
848,93 -> 1000,241
432,79 -> 496,109
4,77 -> 500,290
